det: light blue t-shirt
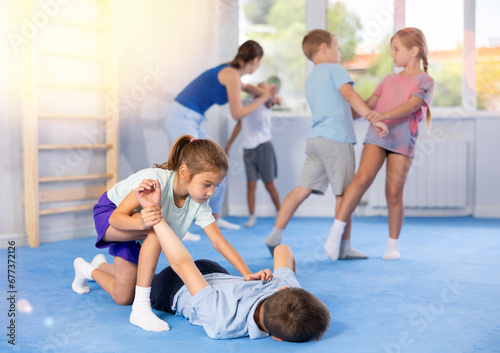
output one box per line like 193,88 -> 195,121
305,63 -> 356,143
173,267 -> 301,339
106,168 -> 215,239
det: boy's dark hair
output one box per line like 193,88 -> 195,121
302,29 -> 333,61
263,287 -> 330,342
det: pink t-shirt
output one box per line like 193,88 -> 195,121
364,73 -> 435,157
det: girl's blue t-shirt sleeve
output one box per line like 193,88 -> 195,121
330,64 -> 354,90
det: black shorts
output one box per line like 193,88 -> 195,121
150,259 -> 229,314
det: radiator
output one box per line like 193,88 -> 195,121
368,139 -> 468,209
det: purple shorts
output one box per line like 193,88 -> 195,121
93,192 -> 141,265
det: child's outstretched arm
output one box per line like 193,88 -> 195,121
135,179 -> 209,296
220,68 -> 274,120
366,96 -> 426,124
204,223 -> 273,281
225,121 -> 242,154
339,83 -> 388,138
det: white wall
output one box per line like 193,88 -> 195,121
1,0 -> 238,247
474,117 -> 500,218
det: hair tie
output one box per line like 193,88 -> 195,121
190,138 -> 195,142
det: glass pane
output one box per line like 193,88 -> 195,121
476,0 -> 500,111
239,0 -> 307,112
406,0 -> 463,107
328,0 -> 393,99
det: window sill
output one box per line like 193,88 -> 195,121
271,108 -> 500,120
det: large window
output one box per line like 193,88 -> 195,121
328,0 -> 393,99
476,0 -> 500,111
239,0 -> 307,112
239,0 -> 500,114
406,0 -> 464,108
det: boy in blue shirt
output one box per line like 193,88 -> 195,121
265,29 -> 388,261
135,179 -> 330,341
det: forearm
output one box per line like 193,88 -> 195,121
380,100 -> 423,120
243,83 -> 265,97
346,93 -> 371,118
214,238 -> 252,276
231,95 -> 270,120
225,121 -> 242,150
109,211 -> 144,230
351,107 -> 362,119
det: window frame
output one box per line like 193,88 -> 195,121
306,0 -> 497,115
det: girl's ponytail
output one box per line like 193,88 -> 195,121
154,135 -> 229,180
228,54 -> 245,69
228,40 -> 263,69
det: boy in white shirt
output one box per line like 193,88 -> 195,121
225,81 -> 282,228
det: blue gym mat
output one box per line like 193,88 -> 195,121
1,216 -> 499,353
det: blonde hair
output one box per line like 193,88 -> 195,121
228,40 -> 264,69
392,27 -> 432,127
154,135 -> 228,180
302,29 -> 333,61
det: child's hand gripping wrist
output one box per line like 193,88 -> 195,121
140,206 -> 163,229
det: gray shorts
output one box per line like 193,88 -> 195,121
243,141 -> 277,183
296,137 -> 355,196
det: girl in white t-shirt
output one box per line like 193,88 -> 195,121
72,135 -> 268,332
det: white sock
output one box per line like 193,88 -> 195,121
339,239 -> 368,260
182,231 -> 201,241
216,218 -> 241,230
72,258 -> 96,294
243,214 -> 257,228
383,238 -> 400,260
130,286 -> 170,331
91,254 -> 107,268
324,219 -> 346,261
265,227 -> 284,256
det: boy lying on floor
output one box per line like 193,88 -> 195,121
75,178 -> 330,341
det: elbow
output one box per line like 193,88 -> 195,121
231,113 -> 244,121
108,213 -> 118,228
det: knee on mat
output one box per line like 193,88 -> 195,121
113,292 -> 134,306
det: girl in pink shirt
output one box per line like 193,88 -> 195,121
324,27 -> 435,261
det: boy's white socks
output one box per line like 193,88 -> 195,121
243,214 -> 257,228
324,220 -> 346,261
72,258 -> 96,294
265,227 -> 284,256
383,238 -> 400,260
216,218 -> 241,230
130,286 -> 170,331
339,239 -> 368,260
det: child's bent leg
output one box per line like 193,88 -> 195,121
244,181 -> 257,228
382,153 -> 412,260
335,144 -> 386,222
91,256 -> 137,305
264,181 -> 280,211
265,186 -> 312,256
334,196 -> 368,260
247,181 -> 257,216
130,232 -> 170,331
